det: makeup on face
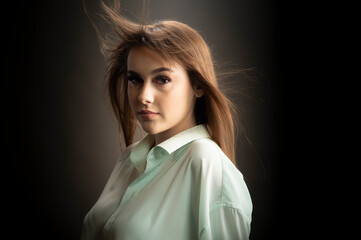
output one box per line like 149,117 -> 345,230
127,46 -> 197,143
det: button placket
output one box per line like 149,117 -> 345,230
102,147 -> 168,236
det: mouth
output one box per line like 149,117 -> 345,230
138,110 -> 159,120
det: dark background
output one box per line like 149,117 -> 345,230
3,0 -> 286,239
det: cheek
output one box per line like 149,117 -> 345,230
161,86 -> 194,117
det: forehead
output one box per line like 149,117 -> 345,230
127,46 -> 167,69
127,46 -> 185,73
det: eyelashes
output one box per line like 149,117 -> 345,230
127,76 -> 142,85
154,75 -> 171,84
127,75 -> 171,85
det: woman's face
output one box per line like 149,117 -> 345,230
127,46 -> 201,144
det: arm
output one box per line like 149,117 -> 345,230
189,138 -> 252,240
200,204 -> 251,240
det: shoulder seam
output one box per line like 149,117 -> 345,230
209,202 -> 242,212
199,203 -> 250,238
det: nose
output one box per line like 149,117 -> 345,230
138,82 -> 154,105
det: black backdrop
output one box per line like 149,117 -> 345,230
3,0 -> 286,239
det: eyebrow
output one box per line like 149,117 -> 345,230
127,67 -> 173,76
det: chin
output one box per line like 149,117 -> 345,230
139,122 -> 161,135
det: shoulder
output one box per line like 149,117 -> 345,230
186,138 -> 239,173
186,138 -> 252,213
184,138 -> 225,174
184,138 -> 224,183
187,138 -> 223,161
187,138 -> 245,178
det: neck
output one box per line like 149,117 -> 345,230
155,119 -> 196,145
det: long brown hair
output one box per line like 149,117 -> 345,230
87,1 -> 241,165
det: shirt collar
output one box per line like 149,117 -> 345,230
129,124 -> 210,172
129,134 -> 155,173
157,124 -> 210,154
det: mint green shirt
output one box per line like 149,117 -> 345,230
81,125 -> 252,240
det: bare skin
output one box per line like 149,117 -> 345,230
127,46 -> 203,145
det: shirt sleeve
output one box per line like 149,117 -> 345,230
199,204 -> 251,240
188,138 -> 252,240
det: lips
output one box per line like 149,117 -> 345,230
138,110 -> 158,114
138,109 -> 159,120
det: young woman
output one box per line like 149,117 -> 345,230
81,1 -> 252,239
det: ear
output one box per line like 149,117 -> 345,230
193,84 -> 204,98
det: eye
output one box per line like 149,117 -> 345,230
155,75 -> 171,85
127,76 -> 143,85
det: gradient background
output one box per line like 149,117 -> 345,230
4,0 -> 285,239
